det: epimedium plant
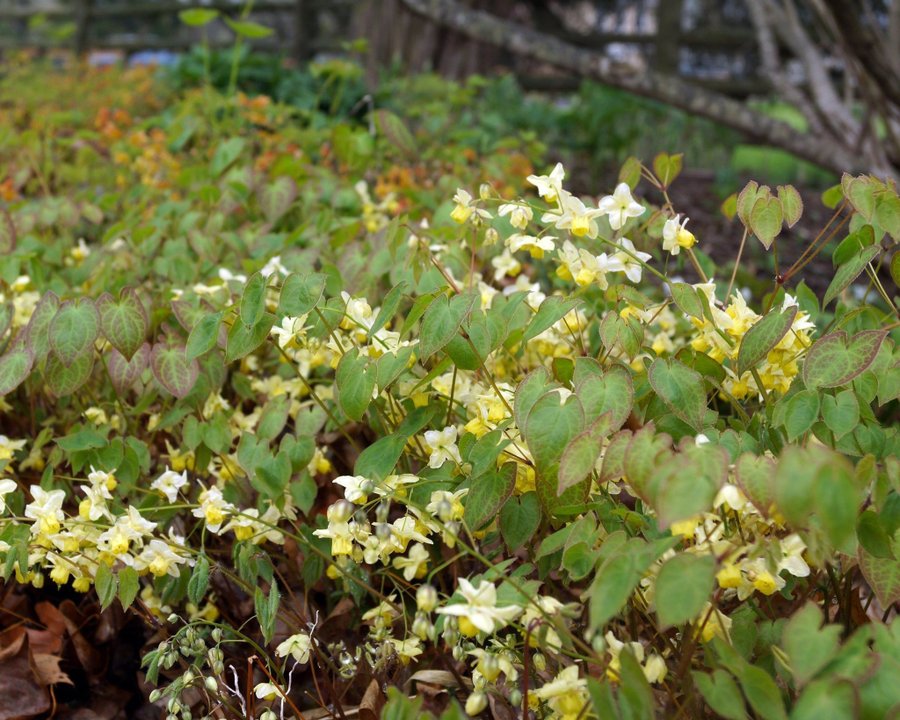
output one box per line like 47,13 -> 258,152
0,61 -> 899,720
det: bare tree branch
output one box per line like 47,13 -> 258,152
398,0 -> 882,176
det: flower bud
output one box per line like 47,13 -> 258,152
204,676 -> 218,692
330,500 -> 354,524
416,584 -> 437,612
484,227 -> 499,246
532,652 -> 546,672
465,690 -> 488,716
479,183 -> 493,200
508,689 -> 522,707
478,653 -> 501,683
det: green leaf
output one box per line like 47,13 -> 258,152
521,296 -> 580,344
783,390 -> 820,442
24,291 -> 60,361
106,344 -> 149,395
186,311 -> 224,360
669,282 -> 704,319
97,288 -> 148,361
736,305 -> 797,376
254,582 -> 280,645
259,176 -> 297,224
257,395 -> 290,442
279,272 -> 325,317
617,645 -> 655,720
653,151 -> 683,187
524,390 -> 585,515
240,272 -> 267,327
655,553 -> 715,627
418,291 -> 477,360
225,17 -> 273,38
188,554 -> 210,605
738,666 -> 787,720
842,174 -> 875,220
821,390 -> 859,440
832,225 -> 874,267
648,358 -> 707,431
737,180 -> 762,226
777,185 -> 803,227
750,196 -> 783,250
692,670 -> 747,720
95,562 -> 117,611
557,414 -> 612,495
499,492 -> 541,552
335,348 -> 376,421
803,330 -> 887,389
857,510 -> 894,559
586,678 -> 619,720
590,553 -> 640,629
655,454 -> 722,528
575,364 -> 634,430
49,298 -> 100,366
0,347 -> 33,396
179,8 -> 218,26
210,137 -> 245,177
891,250 -> 900,289
225,313 -> 275,363
47,352 -> 94,397
782,603 -> 841,686
514,367 -> 556,433
823,244 -> 880,307
354,434 -> 406,480
150,343 -> 199,399
58,428 -> 106,452
463,463 -> 517,531
117,566 -> 140,610
373,109 -> 418,157
858,544 -> 900,608
735,453 -> 776,517
368,281 -> 408,339
254,450 -> 291,498
791,679 -> 857,720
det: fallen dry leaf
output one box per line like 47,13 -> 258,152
32,652 -> 73,686
0,639 -> 50,720
358,678 -> 385,720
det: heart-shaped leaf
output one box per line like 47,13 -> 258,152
106,343 -> 150,395
24,291 -> 60,361
803,329 -> 886,389
50,298 -> 100,366
0,346 -> 34,396
656,554 -> 715,627
335,348 -> 376,421
151,343 -> 199,399
463,462 -> 517,531
499,492 -> 541,552
47,352 -> 94,397
777,184 -> 803,227
575,364 -> 634,430
97,288 -> 148,361
749,196 -> 783,250
648,358 -> 707,431
259,176 -> 297,225
278,272 -> 325,318
858,544 -> 900,608
524,390 -> 585,515
558,413 -> 613,495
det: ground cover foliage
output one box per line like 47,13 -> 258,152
0,56 -> 898,720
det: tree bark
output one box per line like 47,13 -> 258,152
398,0 -> 886,177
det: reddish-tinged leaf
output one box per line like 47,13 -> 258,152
151,343 -> 199,399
